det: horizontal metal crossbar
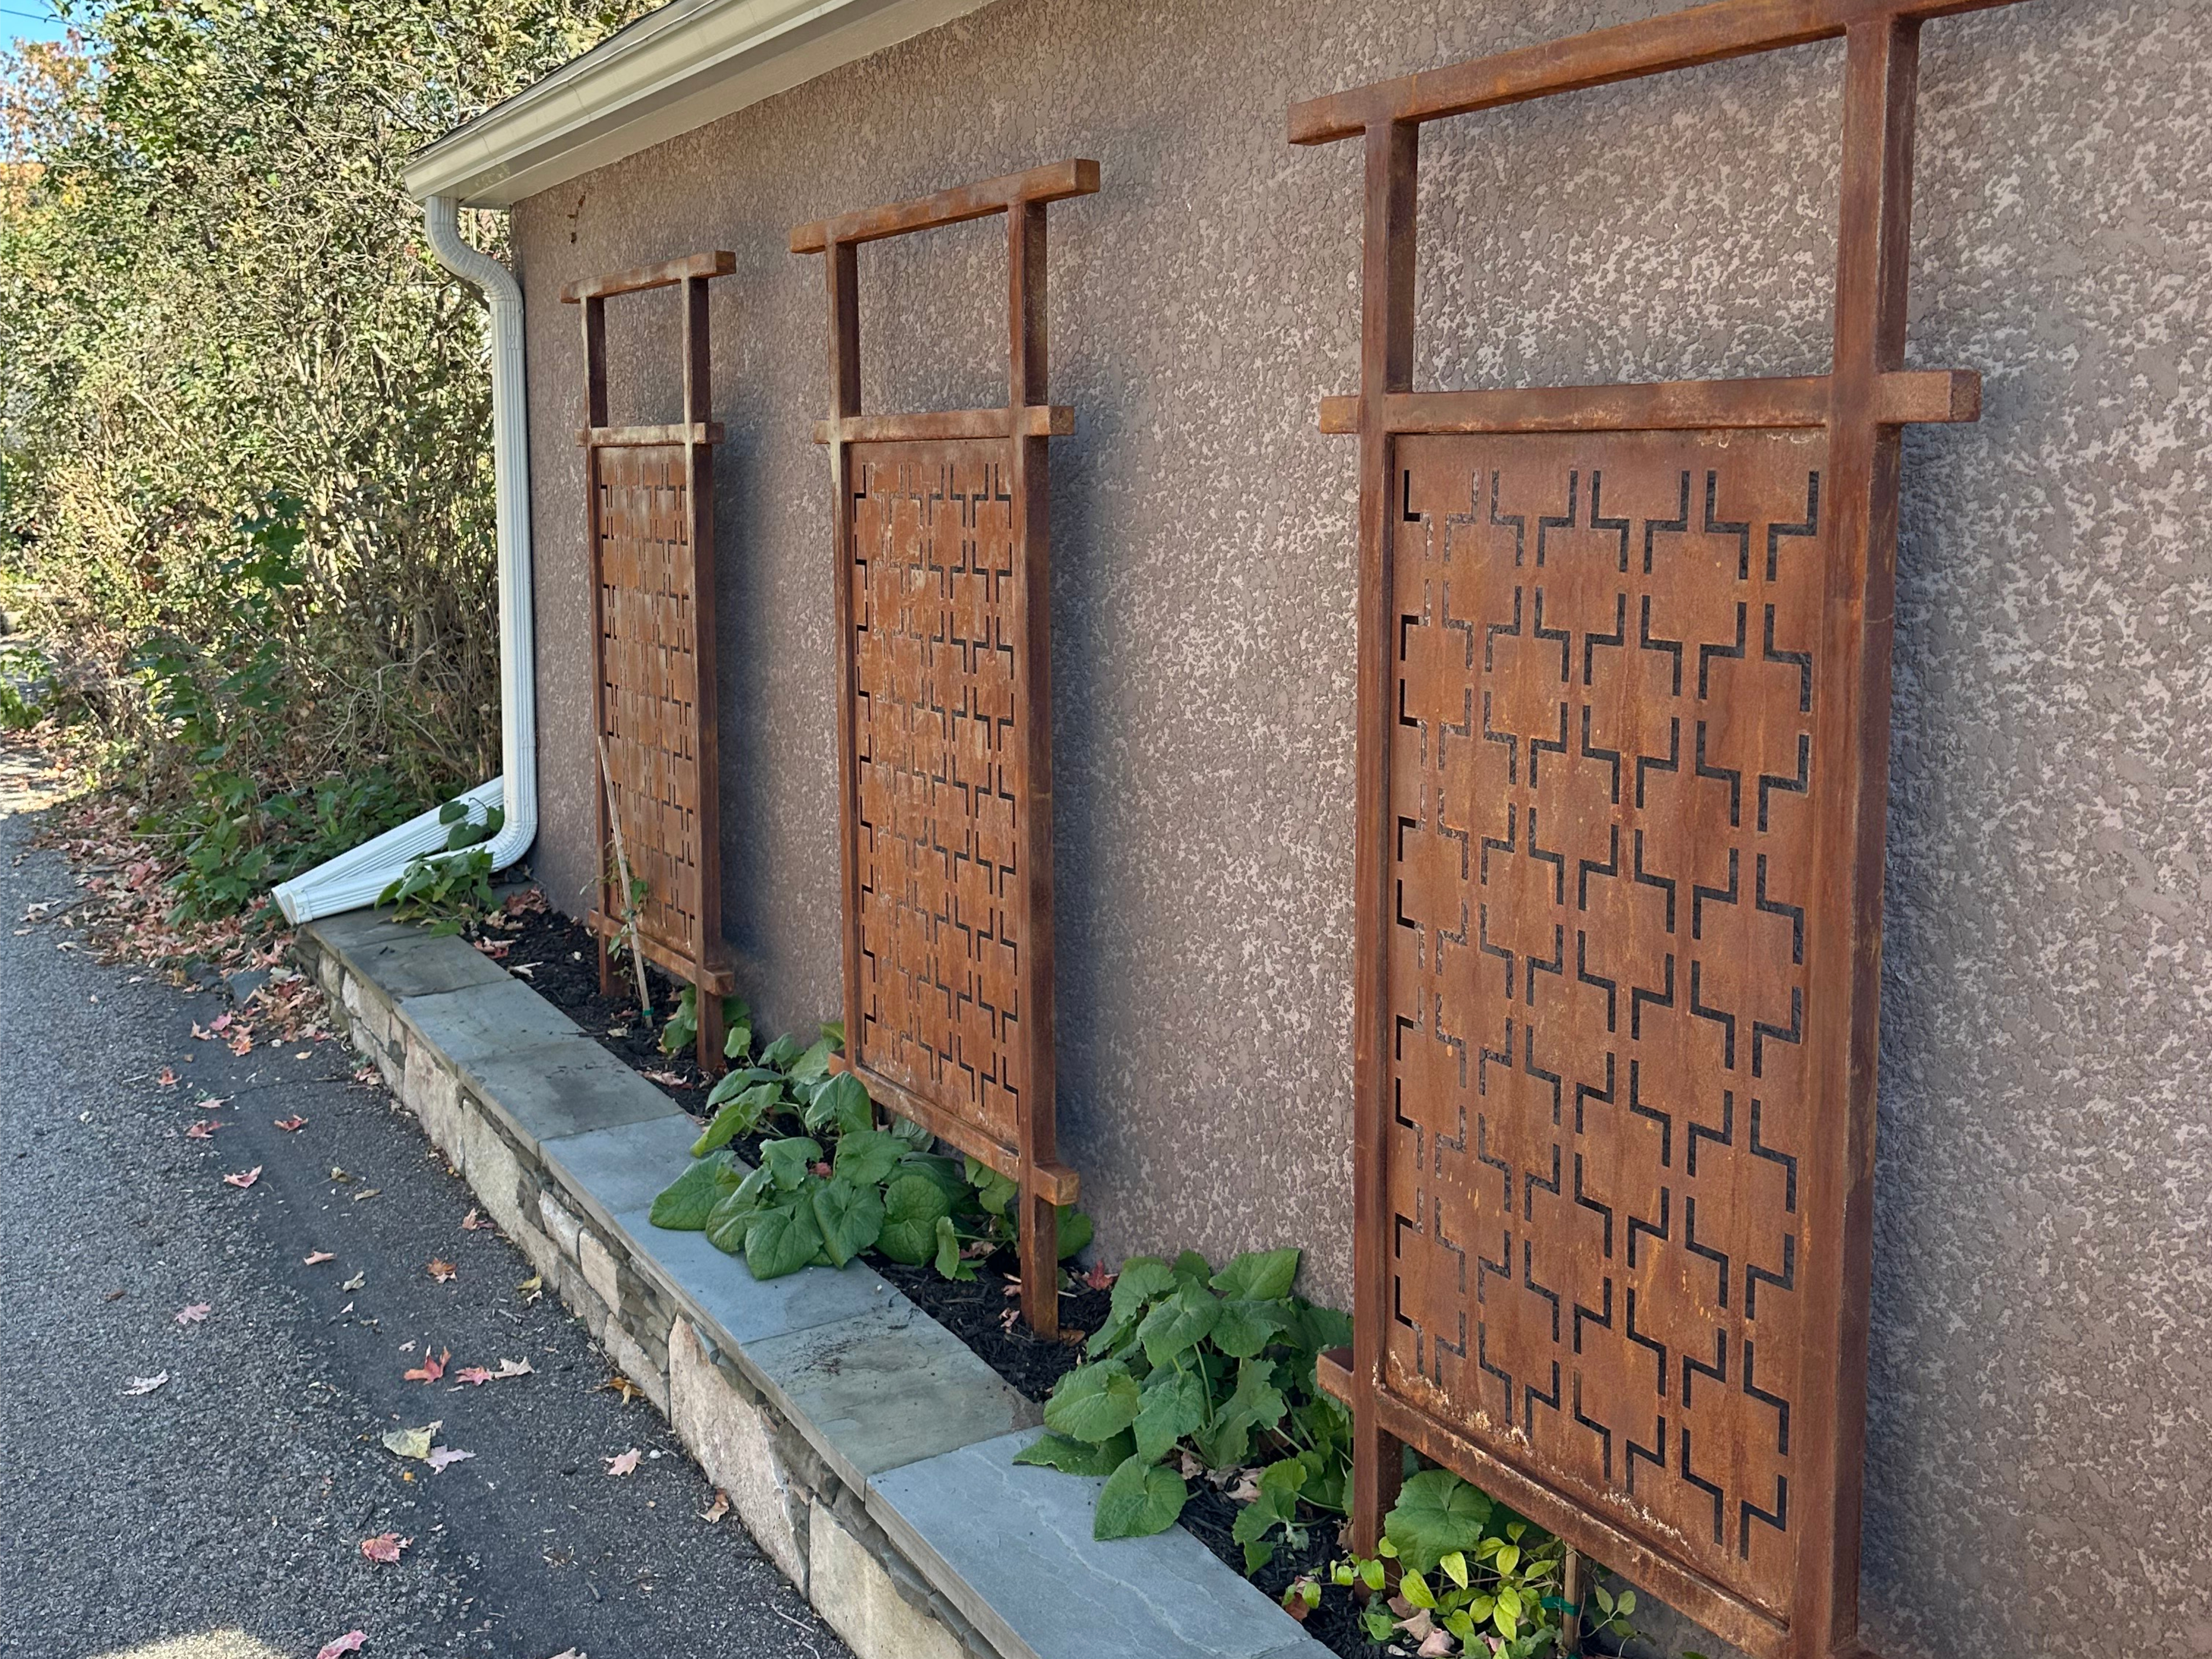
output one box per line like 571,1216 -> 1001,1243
789,159 -> 1098,252
560,250 -> 735,302
1314,370 -> 1979,434
811,406 -> 1073,444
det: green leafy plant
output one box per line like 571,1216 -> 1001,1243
1015,1246 -> 1352,1550
650,1023 -> 1089,1288
1302,1469 -> 1640,1657
661,987 -> 753,1061
377,799 -> 504,934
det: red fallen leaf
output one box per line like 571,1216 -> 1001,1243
454,1367 -> 493,1386
404,1348 -> 450,1384
228,1031 -> 253,1056
427,1259 -> 457,1284
157,1067 -> 178,1088
459,1209 -> 488,1231
274,1115 -> 307,1132
190,1023 -> 213,1041
471,937 -> 510,960
222,1166 -> 261,1189
1082,1260 -> 1116,1291
603,1448 -> 641,1477
304,1251 -> 335,1266
174,1302 -> 210,1325
359,1533 -> 408,1565
208,1013 -> 233,1033
642,1068 -> 691,1088
184,1120 -> 221,1139
315,1631 -> 367,1658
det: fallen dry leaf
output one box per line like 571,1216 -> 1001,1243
1082,1260 -> 1116,1291
603,1448 -> 641,1477
493,1357 -> 533,1379
516,1273 -> 543,1304
304,1251 -> 335,1266
315,1633 -> 367,1659
274,1115 -> 307,1132
404,1348 -> 450,1384
340,1271 -> 366,1291
122,1370 -> 170,1396
184,1120 -> 221,1139
641,1068 -> 690,1088
359,1532 -> 408,1565
459,1209 -> 488,1230
454,1367 -> 493,1387
190,1023 -> 213,1041
222,1166 -> 261,1189
351,1188 -> 381,1202
699,1491 -> 730,1524
174,1303 -> 210,1326
228,1031 -> 253,1056
427,1259 -> 457,1284
157,1067 -> 178,1088
381,1423 -> 439,1461
597,1375 -> 642,1406
208,1012 -> 233,1034
425,1445 -> 475,1473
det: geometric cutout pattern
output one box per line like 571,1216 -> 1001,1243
594,442 -> 708,967
848,439 -> 1024,1155
1384,428 -> 1824,1617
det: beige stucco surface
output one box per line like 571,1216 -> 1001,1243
507,2 -> 2212,1651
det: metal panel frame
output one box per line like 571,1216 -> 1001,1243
793,162 -> 1097,1335
562,250 -> 738,1073
1290,3 -> 2029,1654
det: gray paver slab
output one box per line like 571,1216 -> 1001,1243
397,978 -> 584,1070
348,928 -> 510,1000
622,1221 -> 902,1351
741,1304 -> 1041,1493
540,1114 -> 710,1228
461,1038 -> 681,1155
870,1430 -> 1328,1659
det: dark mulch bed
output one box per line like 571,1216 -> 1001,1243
492,899 -> 1381,1656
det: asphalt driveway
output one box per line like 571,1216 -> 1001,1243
0,757 -> 848,1659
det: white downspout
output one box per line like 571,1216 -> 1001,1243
273,194 -> 537,924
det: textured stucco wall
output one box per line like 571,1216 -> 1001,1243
507,3 -> 2212,1652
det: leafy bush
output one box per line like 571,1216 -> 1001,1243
650,1022 -> 1090,1285
1015,1246 -> 1351,1550
1,1 -> 659,912
1286,1469 -> 1640,1657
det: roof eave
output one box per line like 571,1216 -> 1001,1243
404,0 -> 993,208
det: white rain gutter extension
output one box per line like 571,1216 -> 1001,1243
272,195 -> 536,924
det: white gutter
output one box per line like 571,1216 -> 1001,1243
273,196 -> 536,924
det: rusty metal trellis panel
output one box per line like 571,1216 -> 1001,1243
561,251 -> 737,1073
792,162 -> 1097,1336
1291,4 -> 2031,1657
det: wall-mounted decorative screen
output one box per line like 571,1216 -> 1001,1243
562,251 -> 737,1071
1291,3 -> 2027,1654
793,162 -> 1096,1335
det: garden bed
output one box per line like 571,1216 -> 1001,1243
494,898 -> 1383,1658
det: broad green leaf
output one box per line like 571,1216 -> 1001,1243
1210,1247 -> 1300,1302
819,1020 -> 845,1049
760,1136 -> 823,1192
811,1175 -> 884,1268
1209,1298 -> 1291,1358
1286,1300 -> 1355,1358
1054,1205 -> 1094,1260
692,1083 -> 779,1156
789,1037 -> 835,1084
876,1173 -> 951,1265
1131,1367 -> 1209,1460
1440,1549 -> 1469,1589
831,1128 -> 904,1188
933,1214 -> 976,1281
1136,1287 -> 1220,1368
811,1072 -> 874,1137
760,1034 -> 803,1069
1093,1454 -> 1188,1541
743,1197 -> 823,1279
648,1152 -> 736,1229
1108,1257 -> 1178,1325
1615,1590 -> 1637,1616
1384,1469 -> 1493,1575
1169,1250 -> 1214,1290
1010,1429 -> 1135,1477
1401,1568 -> 1436,1610
885,1113 -> 934,1152
1042,1361 -> 1142,1444
965,1157 -> 1018,1216
1192,1357 -> 1286,1469
724,1022 -> 753,1062
704,1185 -> 761,1256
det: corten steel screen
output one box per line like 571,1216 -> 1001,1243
796,160 -> 1096,1333
564,251 -> 737,1069
1291,3 -> 2031,1654
848,442 -> 1027,1158
1387,430 -> 1822,1615
592,443 -> 713,973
